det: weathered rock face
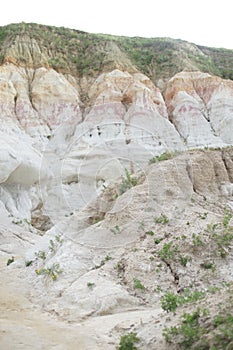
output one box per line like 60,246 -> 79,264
4,34 -> 49,68
2,147 -> 232,350
1,60 -> 233,349
164,71 -> 233,147
0,64 -> 81,139
1,65 -> 233,220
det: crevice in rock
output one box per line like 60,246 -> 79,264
221,149 -> 233,182
46,122 -> 53,133
162,258 -> 179,286
186,160 -> 197,194
13,94 -> 17,115
13,93 -> 19,123
25,68 -> 38,112
192,81 -> 218,136
200,110 -> 218,136
185,159 -> 208,203
121,95 -> 132,112
167,110 -> 187,145
12,232 -> 34,244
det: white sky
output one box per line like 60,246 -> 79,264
1,0 -> 232,49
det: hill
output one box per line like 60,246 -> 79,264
0,22 -> 233,350
0,22 -> 233,83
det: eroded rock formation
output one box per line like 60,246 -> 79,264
1,28 -> 233,349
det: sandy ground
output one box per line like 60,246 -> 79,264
0,258 -> 164,350
0,256 -> 101,350
0,281 -> 162,350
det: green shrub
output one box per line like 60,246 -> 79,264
35,250 -> 46,260
212,313 -> 233,348
163,308 -> 233,349
146,230 -> 154,236
222,208 -> 232,227
163,309 -> 205,348
161,291 -> 180,312
117,332 -> 139,350
161,289 -> 205,313
206,220 -> 233,257
154,238 -> 163,244
158,242 -> 177,260
6,256 -> 14,266
180,256 -> 191,267
36,263 -> 62,281
133,278 -> 145,290
49,235 -> 63,252
118,168 -> 137,195
87,282 -> 95,289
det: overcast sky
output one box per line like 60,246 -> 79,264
0,0 -> 232,49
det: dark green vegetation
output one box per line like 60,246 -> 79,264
0,22 -> 233,82
159,208 -> 233,349
117,332 -> 139,350
163,304 -> 233,349
6,256 -> 14,266
160,289 -> 206,313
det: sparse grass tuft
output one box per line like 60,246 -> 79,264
154,214 -> 169,224
36,263 -> 62,281
180,255 -> 191,267
200,261 -> 216,271
149,152 -> 175,164
146,230 -> 155,236
118,168 -> 137,195
110,225 -> 121,234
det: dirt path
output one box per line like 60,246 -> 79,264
0,282 -> 99,350
0,259 -> 164,350
0,278 -> 164,349
0,256 -> 104,350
